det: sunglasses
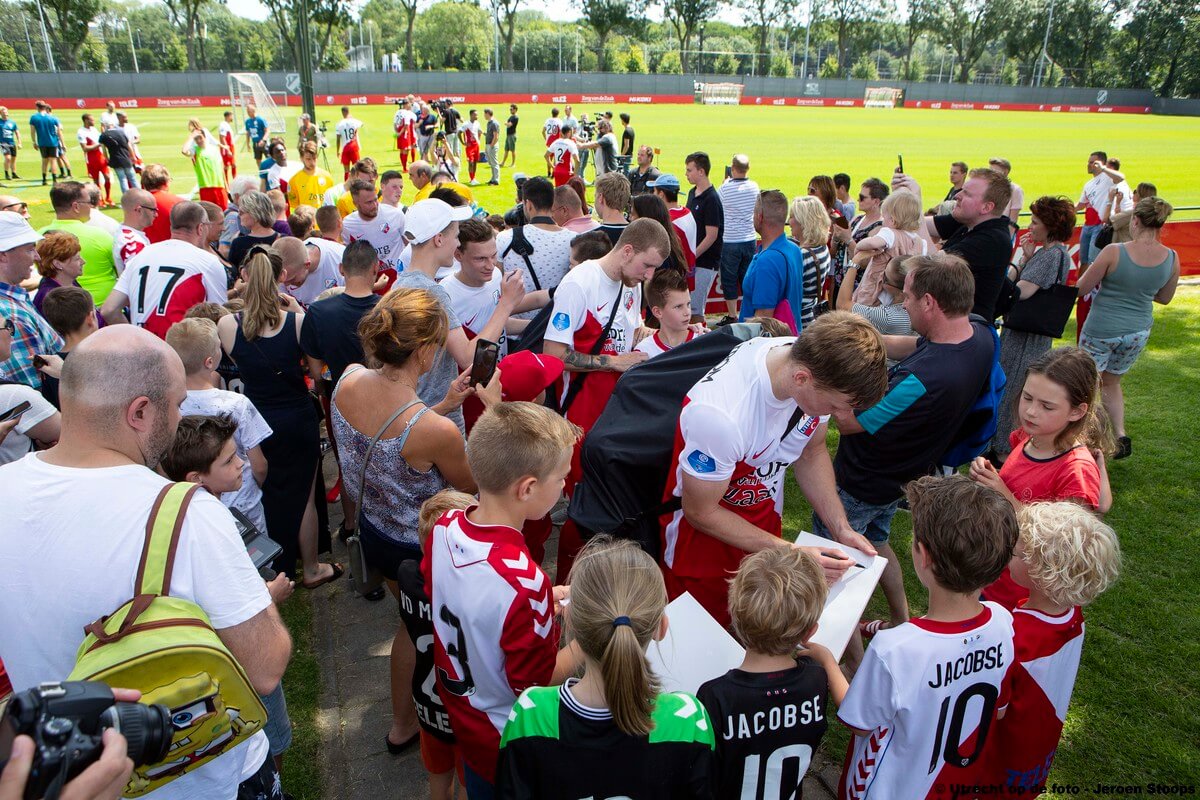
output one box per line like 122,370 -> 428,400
1,202 -> 28,213
858,194 -> 868,201
0,318 -> 14,335
140,205 -> 159,214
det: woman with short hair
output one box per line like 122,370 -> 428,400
226,190 -> 279,269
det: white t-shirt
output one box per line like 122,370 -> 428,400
342,204 -> 407,271
495,225 -> 575,318
217,120 -> 234,143
547,138 -> 578,172
594,132 -> 619,175
335,117 -> 363,145
0,456 -> 272,799
717,177 -> 760,243
634,329 -> 696,359
838,604 -> 1014,799
1110,180 -> 1136,214
113,225 -> 150,276
88,207 -> 121,238
288,237 -> 346,307
0,383 -> 56,465
544,258 -> 641,400
121,122 -> 140,144
115,239 -> 228,337
394,108 -> 417,134
442,270 -> 507,354
99,111 -> 119,129
1078,173 -> 1114,214
181,388 -> 273,531
1008,181 -> 1025,220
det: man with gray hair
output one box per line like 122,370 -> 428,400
101,201 -> 227,336
716,153 -> 759,320
113,187 -> 155,274
0,324 -> 294,799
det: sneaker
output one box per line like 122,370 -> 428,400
1114,435 -> 1132,460
365,587 -> 386,602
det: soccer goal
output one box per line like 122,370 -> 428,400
698,82 -> 744,106
863,86 -> 905,108
228,73 -> 288,135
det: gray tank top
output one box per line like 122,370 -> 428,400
1083,244 -> 1175,339
331,366 -> 450,547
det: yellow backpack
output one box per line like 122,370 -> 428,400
69,483 -> 268,796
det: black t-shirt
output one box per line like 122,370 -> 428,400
507,114 -> 519,134
833,321 -> 995,505
442,107 -> 461,134
396,559 -> 455,743
97,128 -> 133,168
418,113 -> 437,136
944,186 -> 963,203
621,126 -> 635,156
298,292 -> 380,389
687,186 -> 725,270
227,233 -> 279,271
934,215 -> 1013,321
598,222 -> 629,246
629,166 -> 662,196
698,661 -> 829,800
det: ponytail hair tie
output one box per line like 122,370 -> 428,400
612,616 -> 631,629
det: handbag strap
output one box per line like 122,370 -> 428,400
356,400 -> 425,527
559,280 -> 626,416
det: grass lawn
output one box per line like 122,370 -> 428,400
9,102 -> 1200,230
784,286 -> 1200,787
277,591 -> 322,800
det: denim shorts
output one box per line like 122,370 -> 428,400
812,486 -> 901,545
259,682 -> 292,757
719,240 -> 757,299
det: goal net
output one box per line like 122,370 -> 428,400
228,73 -> 288,135
698,82 -> 744,106
863,86 -> 905,108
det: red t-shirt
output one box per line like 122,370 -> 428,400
145,189 -> 182,244
982,430 -> 1101,610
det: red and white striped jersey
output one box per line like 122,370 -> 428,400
548,138 -> 578,173
114,239 -> 227,338
112,225 -> 149,275
422,507 -> 559,783
669,206 -> 698,270
987,604 -> 1084,796
838,603 -> 1015,800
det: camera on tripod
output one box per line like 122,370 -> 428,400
0,681 -> 171,800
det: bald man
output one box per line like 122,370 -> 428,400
272,236 -> 313,293
0,325 -> 293,798
113,188 -> 154,274
0,195 -> 29,219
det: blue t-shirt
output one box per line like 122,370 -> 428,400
258,157 -> 276,183
30,113 -> 60,147
245,116 -> 268,143
740,235 -> 804,329
0,120 -> 17,145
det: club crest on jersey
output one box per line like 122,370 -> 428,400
552,312 -> 571,331
799,415 -> 820,437
381,223 -> 391,234
687,449 -> 716,474
624,290 -> 635,311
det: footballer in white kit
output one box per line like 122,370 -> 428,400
111,239 -> 227,338
342,203 -> 406,290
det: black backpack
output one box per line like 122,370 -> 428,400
567,323 -> 771,559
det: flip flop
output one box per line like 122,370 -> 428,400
385,730 -> 420,755
300,562 -> 345,590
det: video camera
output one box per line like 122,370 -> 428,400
0,681 -> 172,800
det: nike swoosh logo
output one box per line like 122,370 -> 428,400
752,445 -> 771,460
597,303 -> 609,313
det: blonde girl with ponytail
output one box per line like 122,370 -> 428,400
496,538 -> 715,799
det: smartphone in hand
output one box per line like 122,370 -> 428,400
469,339 -> 500,388
0,400 -> 32,423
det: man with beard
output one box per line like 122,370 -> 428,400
0,324 -> 294,799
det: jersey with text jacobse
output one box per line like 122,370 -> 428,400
422,508 -> 558,783
662,337 -> 828,579
115,240 -> 227,338
837,604 -> 1014,800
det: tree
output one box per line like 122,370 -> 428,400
578,0 -> 641,70
738,0 -> 786,75
362,0 -> 422,70
656,48 -> 683,73
487,0 -> 522,70
1000,56 -> 1020,84
260,0 -> 352,70
657,0 -> 720,71
626,43 -> 649,72
25,0 -> 102,70
415,0 -> 490,69
818,51 -> 839,76
821,0 -> 889,73
0,40 -> 24,70
714,50 -> 739,73
902,0 -> 941,78
768,51 -> 793,76
933,0 -> 1015,82
849,52 -> 877,78
902,52 -> 925,80
162,0 -> 215,70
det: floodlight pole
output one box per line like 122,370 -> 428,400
800,0 -> 812,79
123,18 -> 139,73
1034,0 -> 1056,87
296,0 -> 317,121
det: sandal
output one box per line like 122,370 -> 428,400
385,730 -> 420,755
300,562 -> 345,590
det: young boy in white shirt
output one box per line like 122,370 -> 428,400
635,268 -> 699,359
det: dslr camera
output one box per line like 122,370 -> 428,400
0,681 -> 171,800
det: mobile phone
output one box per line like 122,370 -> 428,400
897,154 -> 904,173
0,401 -> 31,423
32,355 -> 47,369
469,339 -> 500,388
724,165 -> 733,179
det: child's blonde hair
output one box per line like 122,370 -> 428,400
417,489 -> 476,548
567,537 -> 666,737
466,402 -> 581,494
729,547 -> 827,656
1016,502 -> 1121,608
881,189 -> 922,231
315,286 -> 345,303
166,317 -> 220,375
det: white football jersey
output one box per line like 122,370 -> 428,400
341,204 -> 407,271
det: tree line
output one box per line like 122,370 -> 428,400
0,0 -> 1196,97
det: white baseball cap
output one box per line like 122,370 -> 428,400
403,199 -> 471,246
0,211 -> 40,252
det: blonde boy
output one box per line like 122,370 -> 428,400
989,502 -> 1120,796
422,402 -> 582,794
698,547 -> 833,800
166,318 -> 272,530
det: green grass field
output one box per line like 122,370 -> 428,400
7,103 -> 1200,229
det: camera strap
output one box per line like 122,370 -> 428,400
502,224 -> 543,291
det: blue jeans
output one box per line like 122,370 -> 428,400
812,486 -> 901,545
1079,223 -> 1102,266
719,240 -> 757,300
259,683 -> 292,757
114,167 -> 137,193
463,762 -> 495,800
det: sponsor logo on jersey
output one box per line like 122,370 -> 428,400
552,312 -> 570,331
687,449 -> 716,474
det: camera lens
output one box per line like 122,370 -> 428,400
100,702 -> 172,766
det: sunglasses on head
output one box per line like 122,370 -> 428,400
0,318 -> 14,335
1,202 -> 28,213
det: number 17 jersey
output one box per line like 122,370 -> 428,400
115,240 -> 228,338
837,603 -> 1014,800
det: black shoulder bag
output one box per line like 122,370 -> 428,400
1003,246 -> 1077,339
501,218 -> 554,292
558,281 -> 625,416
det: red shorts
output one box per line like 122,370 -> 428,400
199,186 -> 229,210
466,145 -> 480,163
663,567 -> 734,629
420,730 -> 465,780
222,150 -> 235,166
553,169 -> 572,187
398,132 -> 414,150
86,158 -> 108,182
341,140 -> 360,167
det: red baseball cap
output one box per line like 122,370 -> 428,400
498,351 -> 564,402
